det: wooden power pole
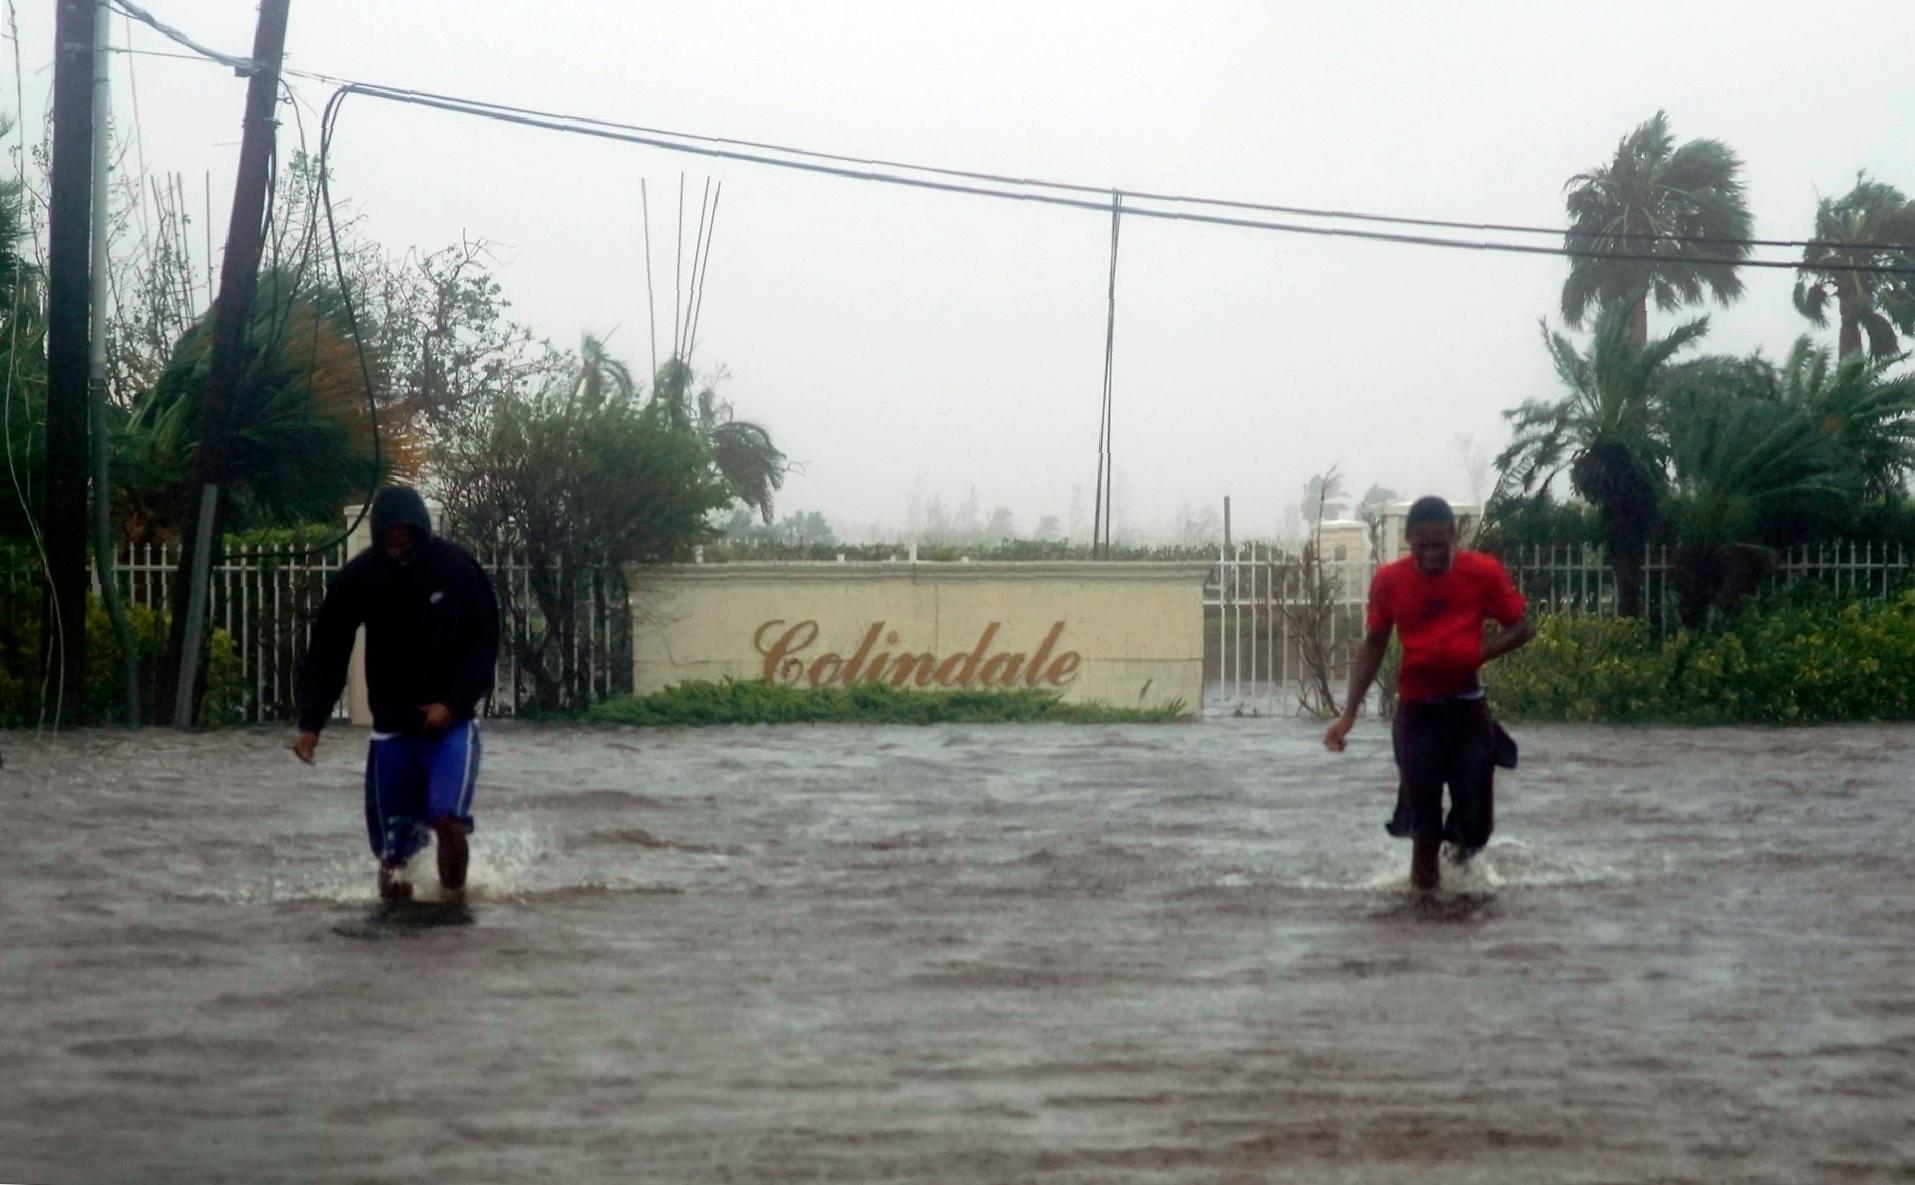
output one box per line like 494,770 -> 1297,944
43,0 -> 99,727
168,0 -> 292,726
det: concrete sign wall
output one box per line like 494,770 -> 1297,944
629,561 -> 1210,715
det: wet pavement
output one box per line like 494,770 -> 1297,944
3,718 -> 1912,1183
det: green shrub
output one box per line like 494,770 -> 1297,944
1,598 -> 245,727
1488,592 -> 1915,723
587,678 -> 1186,727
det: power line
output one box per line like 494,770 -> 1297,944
106,0 -> 258,74
284,74 -> 1915,258
313,81 -> 1915,278
94,32 -> 1915,259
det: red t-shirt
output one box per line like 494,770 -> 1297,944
1366,550 -> 1525,703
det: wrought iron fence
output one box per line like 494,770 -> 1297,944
1,540 -> 630,724
1205,540 -> 1915,716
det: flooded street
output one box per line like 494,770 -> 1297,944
3,718 -> 1912,1184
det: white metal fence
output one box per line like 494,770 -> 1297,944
2,541 -> 629,723
1204,540 -> 1915,717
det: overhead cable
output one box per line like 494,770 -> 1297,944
107,0 -> 258,75
317,82 -> 1915,277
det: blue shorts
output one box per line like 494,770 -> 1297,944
363,721 -> 481,864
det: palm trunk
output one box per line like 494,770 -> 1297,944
1838,292 -> 1862,359
1631,294 -> 1649,349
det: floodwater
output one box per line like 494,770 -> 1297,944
3,718 -> 1912,1185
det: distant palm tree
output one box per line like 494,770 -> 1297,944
572,333 -> 637,408
1792,174 -> 1915,360
1562,111 -> 1753,345
1497,300 -> 1708,615
650,355 -> 786,523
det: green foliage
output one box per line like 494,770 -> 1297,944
1497,300 -> 1709,614
437,345 -> 733,712
0,116 -> 45,544
651,356 -> 787,522
115,268 -> 417,538
1478,491 -> 1605,552
0,597 -> 243,727
1489,594 -> 1915,723
586,678 -> 1186,727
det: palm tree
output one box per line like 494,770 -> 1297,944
572,333 -> 637,409
1661,376 -> 1858,626
1497,300 -> 1709,615
1775,337 -> 1915,500
117,279 -> 423,540
1562,111 -> 1753,345
1793,174 -> 1915,360
650,356 -> 786,522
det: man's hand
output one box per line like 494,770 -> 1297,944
291,730 -> 319,764
420,703 -> 454,734
1323,713 -> 1357,753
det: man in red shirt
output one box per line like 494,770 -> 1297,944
1324,497 -> 1532,890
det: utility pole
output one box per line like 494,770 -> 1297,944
90,0 -> 139,725
44,0 -> 99,727
169,0 -> 291,727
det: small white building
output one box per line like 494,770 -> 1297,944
1376,501 -> 1481,561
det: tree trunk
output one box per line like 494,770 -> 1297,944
1611,544 -> 1645,619
1631,294 -> 1649,348
1838,292 -> 1862,359
1672,545 -> 1714,630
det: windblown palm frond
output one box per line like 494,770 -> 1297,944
1777,336 -> 1915,498
1562,110 -> 1752,340
117,276 -> 424,538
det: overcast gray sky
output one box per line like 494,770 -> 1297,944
8,0 -> 1914,540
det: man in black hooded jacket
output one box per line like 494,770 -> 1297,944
293,486 -> 499,903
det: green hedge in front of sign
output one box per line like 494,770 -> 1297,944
586,678 -> 1186,727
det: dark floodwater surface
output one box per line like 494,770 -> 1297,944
3,720 -> 1913,1184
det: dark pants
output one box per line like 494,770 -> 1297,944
1387,697 -> 1500,853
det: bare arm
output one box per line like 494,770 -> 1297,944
1324,628 -> 1390,752
1481,616 -> 1533,665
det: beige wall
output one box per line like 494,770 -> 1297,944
629,561 -> 1211,715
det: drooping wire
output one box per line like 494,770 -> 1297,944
84,38 -> 1915,262
222,81 -> 381,562
277,75 -> 1915,258
309,83 -> 1915,278
105,0 -> 257,75
2,0 -> 68,732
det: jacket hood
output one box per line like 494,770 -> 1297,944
369,486 -> 433,544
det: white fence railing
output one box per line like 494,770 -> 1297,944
1204,540 -> 1915,716
2,541 -> 628,723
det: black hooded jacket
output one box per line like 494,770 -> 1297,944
296,487 -> 500,734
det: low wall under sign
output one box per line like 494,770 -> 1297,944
627,561 -> 1210,715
